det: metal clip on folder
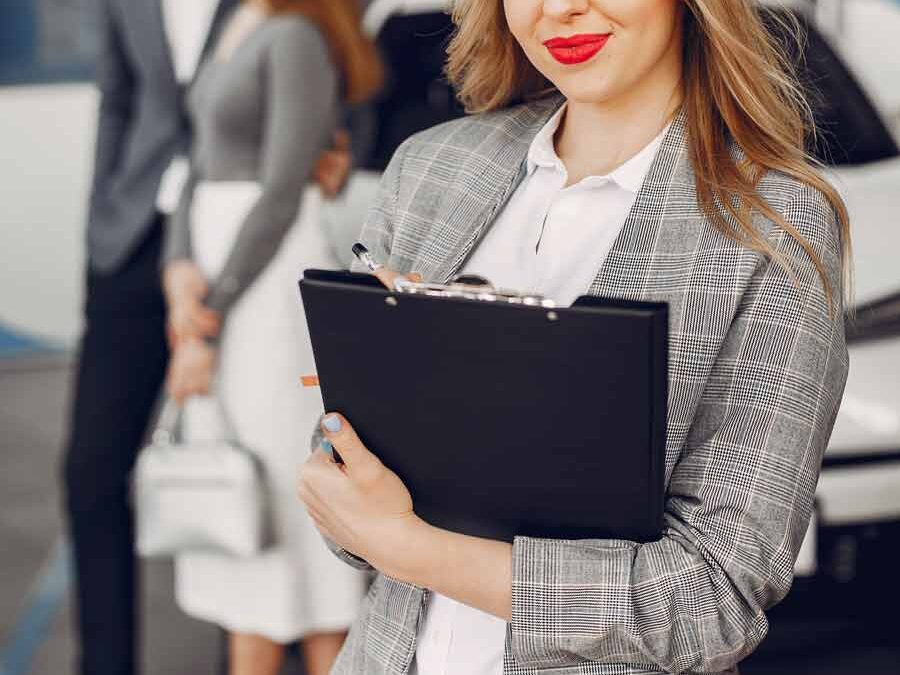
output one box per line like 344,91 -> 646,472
394,274 -> 557,308
350,242 -> 556,307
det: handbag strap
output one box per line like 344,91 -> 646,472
151,398 -> 182,446
151,389 -> 241,449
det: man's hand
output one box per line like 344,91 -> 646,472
313,130 -> 352,198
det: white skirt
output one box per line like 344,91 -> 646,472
175,181 -> 367,643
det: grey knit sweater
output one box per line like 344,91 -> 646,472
164,14 -> 339,316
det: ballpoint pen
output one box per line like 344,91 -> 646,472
352,242 -> 413,290
351,242 -> 382,273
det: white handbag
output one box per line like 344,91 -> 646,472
134,398 -> 270,558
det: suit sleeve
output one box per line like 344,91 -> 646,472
508,184 -> 849,673
88,0 -> 135,216
203,19 -> 339,316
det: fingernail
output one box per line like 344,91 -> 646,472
322,415 -> 342,433
320,439 -> 334,457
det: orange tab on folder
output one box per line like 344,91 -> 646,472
300,375 -> 320,388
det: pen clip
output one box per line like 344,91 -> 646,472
352,242 -> 383,274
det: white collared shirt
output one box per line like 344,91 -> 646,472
161,0 -> 220,83
156,0 -> 220,215
411,103 -> 667,675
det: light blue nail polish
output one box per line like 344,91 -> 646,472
323,415 -> 342,433
320,439 -> 334,457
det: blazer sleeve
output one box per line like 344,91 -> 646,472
508,184 -> 849,673
88,0 -> 134,213
349,136 -> 412,274
204,19 -> 339,316
324,537 -> 375,571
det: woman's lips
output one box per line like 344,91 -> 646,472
543,33 -> 611,65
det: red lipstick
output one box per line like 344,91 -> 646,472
543,33 -> 610,65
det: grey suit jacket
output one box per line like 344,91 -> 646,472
86,0 -> 237,273
329,96 -> 849,675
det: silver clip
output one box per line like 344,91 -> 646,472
393,275 -> 556,308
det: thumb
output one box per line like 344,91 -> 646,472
320,413 -> 380,475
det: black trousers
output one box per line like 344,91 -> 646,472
62,219 -> 169,675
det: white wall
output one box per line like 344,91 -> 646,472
0,84 -> 97,346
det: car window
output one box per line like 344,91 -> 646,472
362,11 -> 466,172
765,8 -> 900,166
847,293 -> 900,344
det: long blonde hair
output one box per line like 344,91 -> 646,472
263,0 -> 382,104
446,0 -> 851,307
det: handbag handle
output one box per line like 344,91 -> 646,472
151,392 -> 241,448
151,398 -> 181,447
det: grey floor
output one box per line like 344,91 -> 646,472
0,355 -> 223,675
0,356 -> 897,675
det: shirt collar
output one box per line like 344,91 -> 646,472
525,102 -> 669,194
526,104 -> 567,174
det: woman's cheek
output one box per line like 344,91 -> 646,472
592,0 -> 668,27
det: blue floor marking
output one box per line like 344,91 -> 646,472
0,540 -> 71,675
0,324 -> 54,359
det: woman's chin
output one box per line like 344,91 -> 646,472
555,81 -> 618,107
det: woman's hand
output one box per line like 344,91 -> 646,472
313,129 -> 352,198
298,413 -> 425,579
300,413 -> 514,617
166,337 -> 217,404
163,260 -> 220,346
372,268 -> 423,290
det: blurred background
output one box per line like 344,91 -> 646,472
1,0 -> 898,674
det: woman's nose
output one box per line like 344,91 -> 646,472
542,0 -> 591,22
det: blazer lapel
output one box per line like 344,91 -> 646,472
145,1 -> 178,91
588,108 -> 691,301
417,96 -> 565,283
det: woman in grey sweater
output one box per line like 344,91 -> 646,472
161,2 -> 382,674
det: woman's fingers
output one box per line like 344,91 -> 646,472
314,129 -> 352,197
373,269 -> 423,290
298,449 -> 343,516
165,373 -> 182,404
333,129 -> 351,152
193,306 -> 221,338
320,413 -> 381,477
171,302 -> 220,343
166,340 -> 215,404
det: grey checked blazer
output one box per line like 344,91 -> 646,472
330,95 -> 849,675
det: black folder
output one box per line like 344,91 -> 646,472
299,270 -> 668,544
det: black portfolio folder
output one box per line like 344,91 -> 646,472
299,270 -> 668,544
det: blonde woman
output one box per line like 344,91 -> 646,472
299,1 -> 850,674
161,1 -> 381,674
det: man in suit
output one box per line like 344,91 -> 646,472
61,2 -> 350,673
